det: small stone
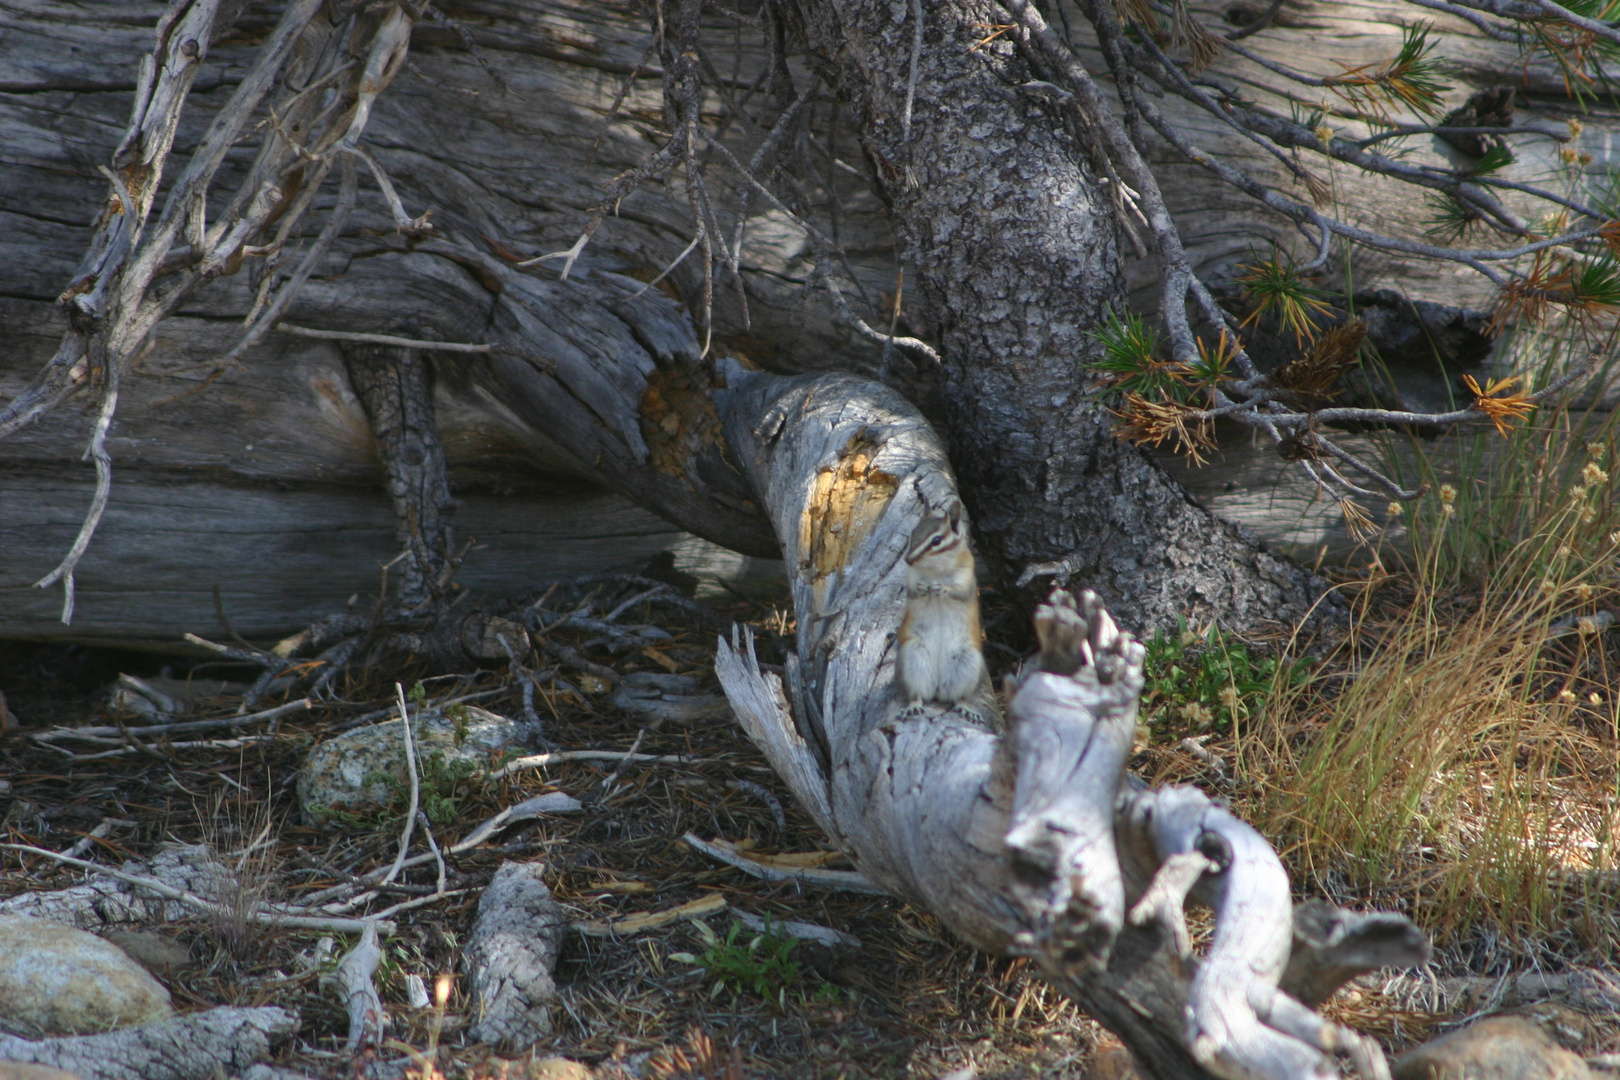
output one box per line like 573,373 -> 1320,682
1393,1014 -> 1593,1080
101,930 -> 193,978
0,914 -> 173,1035
525,1059 -> 593,1080
1083,1045 -> 1137,1080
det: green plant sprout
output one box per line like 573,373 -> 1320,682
1141,617 -> 1309,737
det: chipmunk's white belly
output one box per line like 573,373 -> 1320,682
898,595 -> 986,703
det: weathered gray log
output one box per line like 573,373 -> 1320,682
0,1007 -> 296,1080
710,368 -> 1429,1080
8,0 -> 1594,645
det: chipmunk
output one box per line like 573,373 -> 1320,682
897,500 -> 989,704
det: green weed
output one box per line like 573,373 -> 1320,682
1141,617 -> 1307,738
679,919 -> 802,1005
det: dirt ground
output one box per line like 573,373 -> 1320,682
0,584 -> 1116,1080
4,571 -> 1617,1080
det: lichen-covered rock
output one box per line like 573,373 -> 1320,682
297,705 -> 536,823
1394,1015 -> 1593,1080
0,916 -> 173,1036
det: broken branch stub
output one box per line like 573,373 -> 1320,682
712,369 -> 1426,1080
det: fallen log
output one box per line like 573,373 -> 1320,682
711,369 -> 1432,1079
0,1007 -> 296,1080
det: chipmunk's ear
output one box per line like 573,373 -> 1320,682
946,499 -> 964,528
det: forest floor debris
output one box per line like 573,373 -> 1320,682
1,565 -> 1619,1078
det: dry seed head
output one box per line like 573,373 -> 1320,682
1439,483 -> 1457,504
1572,484 -> 1589,500
435,974 -> 452,1008
1588,441 -> 1606,459
1583,461 -> 1609,486
1341,498 -> 1376,542
1562,146 -> 1581,165
1218,685 -> 1242,709
1441,503 -> 1456,518
1576,582 -> 1595,601
1387,501 -> 1404,518
1591,692 -> 1605,705
1570,117 -> 1585,139
1178,701 -> 1214,729
1560,689 -> 1578,703
1583,505 -> 1598,523
1314,124 -> 1335,145
1558,544 -> 1574,559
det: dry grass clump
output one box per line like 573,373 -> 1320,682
1239,389 -> 1620,956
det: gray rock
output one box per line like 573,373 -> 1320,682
1394,1014 -> 1593,1080
297,705 -> 535,823
0,915 -> 173,1036
99,931 -> 192,979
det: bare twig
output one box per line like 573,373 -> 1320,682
276,324 -> 494,352
380,682 -> 421,887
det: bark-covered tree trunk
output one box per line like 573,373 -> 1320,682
788,0 -> 1336,632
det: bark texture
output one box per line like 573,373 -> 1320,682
790,0 -> 1337,633
0,1007 -> 296,1080
464,860 -> 567,1053
341,342 -> 459,609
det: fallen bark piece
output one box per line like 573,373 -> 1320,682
610,673 -> 731,727
0,1006 -> 295,1080
0,915 -> 173,1035
571,893 -> 727,938
731,913 -> 861,949
465,862 -> 568,1052
325,922 -> 385,1053
1393,1015 -> 1593,1080
452,793 -> 584,852
680,834 -> 884,895
0,845 -> 232,930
